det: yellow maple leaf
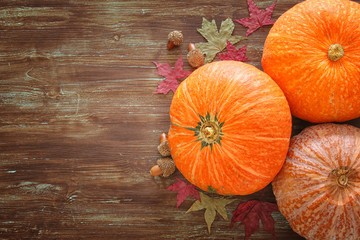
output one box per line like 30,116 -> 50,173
186,192 -> 236,233
196,18 -> 247,63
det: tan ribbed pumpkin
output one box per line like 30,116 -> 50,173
272,123 -> 360,240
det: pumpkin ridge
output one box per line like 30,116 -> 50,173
221,133 -> 289,175
205,65 -> 254,120
176,79 -> 203,124
295,146 -> 332,172
168,126 -> 199,147
215,85 -> 237,120
347,201 -> 360,237
215,78 -> 275,121
299,133 -> 338,169
210,137 -> 272,195
350,153 -> 360,169
172,138 -> 200,158
219,102 -> 258,126
284,188 -> 327,225
317,128 -> 349,167
289,156 -> 329,179
220,140 -> 269,180
204,147 -> 223,193
225,134 -> 290,142
169,132 -> 201,168
212,145 -> 238,194
189,148 -> 203,187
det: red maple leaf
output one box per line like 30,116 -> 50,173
218,41 -> 249,62
153,55 -> 192,95
166,177 -> 201,208
230,200 -> 279,240
234,0 -> 277,37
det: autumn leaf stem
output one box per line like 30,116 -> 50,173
258,187 -> 266,201
256,17 -> 265,32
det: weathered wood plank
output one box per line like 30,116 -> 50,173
1,0 -> 359,239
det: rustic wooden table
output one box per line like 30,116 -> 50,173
1,0 -> 359,239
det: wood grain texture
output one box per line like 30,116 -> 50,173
0,0 -> 359,239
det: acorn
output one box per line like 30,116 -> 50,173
158,140 -> 171,157
167,30 -> 183,50
187,43 -> 204,68
160,132 -> 167,144
150,157 -> 176,177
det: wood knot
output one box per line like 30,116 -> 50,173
44,86 -> 62,100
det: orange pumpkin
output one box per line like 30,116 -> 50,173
272,123 -> 360,240
168,61 -> 292,195
262,0 -> 360,123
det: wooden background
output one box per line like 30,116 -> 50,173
1,0 -> 360,239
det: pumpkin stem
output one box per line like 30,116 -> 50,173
332,168 -> 349,188
177,112 -> 224,150
328,43 -> 344,61
200,121 -> 220,144
337,174 -> 348,187
203,126 -> 215,138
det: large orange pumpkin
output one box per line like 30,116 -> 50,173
272,123 -> 360,240
262,0 -> 360,123
168,61 -> 292,195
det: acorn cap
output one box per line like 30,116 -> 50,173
187,49 -> 205,68
158,139 -> 171,157
168,31 -> 183,46
157,157 -> 176,177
